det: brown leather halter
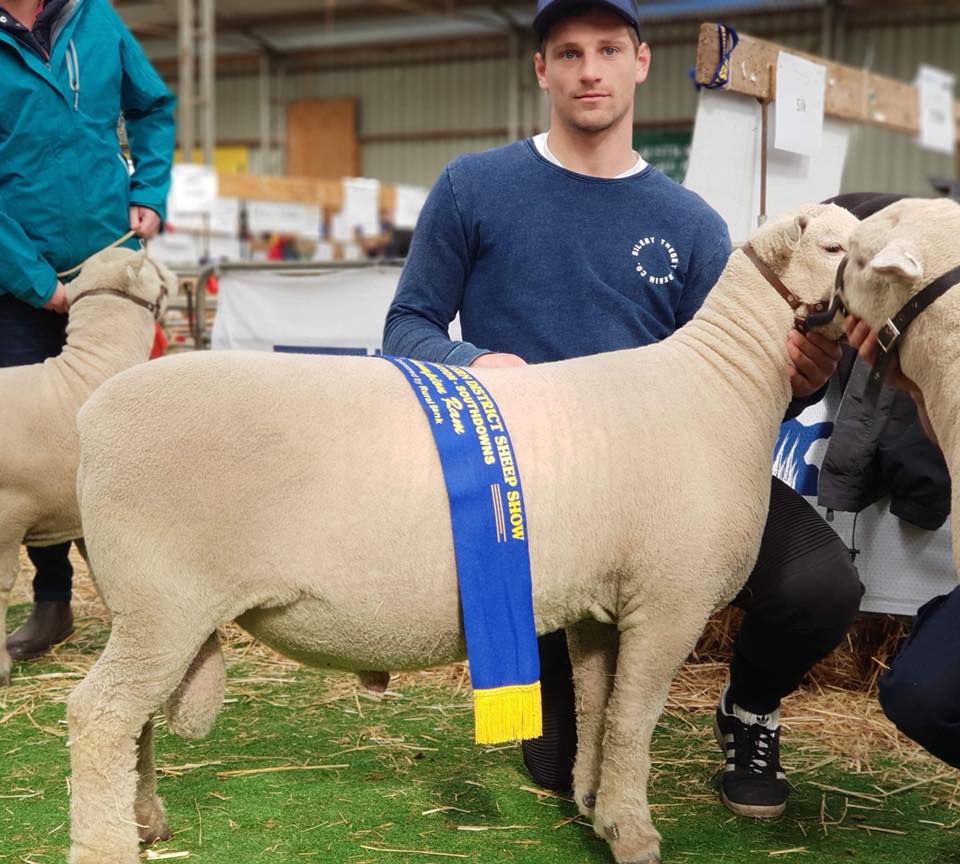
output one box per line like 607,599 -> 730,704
741,242 -> 832,334
70,283 -> 167,322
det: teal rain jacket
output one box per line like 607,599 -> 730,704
0,0 -> 175,306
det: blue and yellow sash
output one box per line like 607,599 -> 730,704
385,357 -> 542,744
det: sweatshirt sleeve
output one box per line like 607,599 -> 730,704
0,190 -> 58,307
382,165 -> 487,365
675,205 -> 732,327
114,13 -> 176,221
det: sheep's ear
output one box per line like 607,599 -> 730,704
133,248 -> 148,275
868,243 -> 923,281
780,214 -> 809,252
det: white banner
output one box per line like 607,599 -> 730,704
211,266 -> 405,354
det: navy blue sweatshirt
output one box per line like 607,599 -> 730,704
383,139 -> 732,365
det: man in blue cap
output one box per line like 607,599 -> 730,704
384,0 -> 861,818
0,0 -> 174,661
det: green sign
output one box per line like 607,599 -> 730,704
633,127 -> 693,184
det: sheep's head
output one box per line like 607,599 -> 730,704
841,197 -> 960,332
747,203 -> 858,340
66,246 -> 175,319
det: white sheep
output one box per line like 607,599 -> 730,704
66,203 -> 857,864
840,197 -> 960,567
0,248 -> 173,684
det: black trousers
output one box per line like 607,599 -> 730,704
0,295 -> 73,603
878,586 -> 960,768
521,475 -> 863,792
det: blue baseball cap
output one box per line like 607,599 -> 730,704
532,0 -> 641,41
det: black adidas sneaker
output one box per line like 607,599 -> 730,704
713,685 -> 790,818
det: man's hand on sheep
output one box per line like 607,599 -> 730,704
41,281 -> 69,315
785,329 -> 842,398
843,314 -> 937,446
470,352 -> 527,368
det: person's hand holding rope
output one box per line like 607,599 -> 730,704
129,205 -> 161,240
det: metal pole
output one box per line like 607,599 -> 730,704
275,61 -> 287,174
759,99 -> 768,226
200,0 -> 216,167
178,0 -> 195,162
259,52 -> 271,173
820,0 -> 835,59
507,29 -> 520,142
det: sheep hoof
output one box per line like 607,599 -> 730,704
357,670 -> 390,693
607,825 -> 662,864
0,669 -> 10,687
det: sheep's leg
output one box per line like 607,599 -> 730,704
566,620 -> 617,819
134,717 -> 171,844
593,606 -> 710,864
69,619 -> 213,864
0,542 -> 21,686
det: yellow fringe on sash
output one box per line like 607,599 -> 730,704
473,682 -> 543,744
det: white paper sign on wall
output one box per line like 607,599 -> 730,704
774,51 -> 826,156
246,201 -> 320,239
916,64 -> 957,156
169,164 -> 218,215
393,185 -> 429,230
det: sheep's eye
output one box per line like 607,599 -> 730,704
823,244 -> 845,254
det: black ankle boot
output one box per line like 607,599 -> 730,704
7,601 -> 74,660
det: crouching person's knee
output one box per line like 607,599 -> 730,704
782,542 -> 862,639
878,665 -> 960,768
878,591 -> 960,769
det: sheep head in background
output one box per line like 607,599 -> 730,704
0,245 -> 170,687
841,197 -> 960,338
64,246 -> 175,322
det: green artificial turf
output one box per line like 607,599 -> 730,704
2,600 -> 958,864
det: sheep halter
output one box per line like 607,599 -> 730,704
851,260 -> 960,401
740,242 -> 831,334
70,280 -> 167,322
59,231 -> 167,321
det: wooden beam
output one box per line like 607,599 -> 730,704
216,172 -> 397,215
694,21 -> 934,135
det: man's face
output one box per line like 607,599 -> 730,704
534,8 -> 650,135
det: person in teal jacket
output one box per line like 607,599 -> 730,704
0,0 -> 175,661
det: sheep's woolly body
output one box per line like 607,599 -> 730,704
842,197 -> 960,571
0,249 -> 172,685
67,205 -> 858,864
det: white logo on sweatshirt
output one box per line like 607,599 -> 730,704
631,237 -> 679,286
